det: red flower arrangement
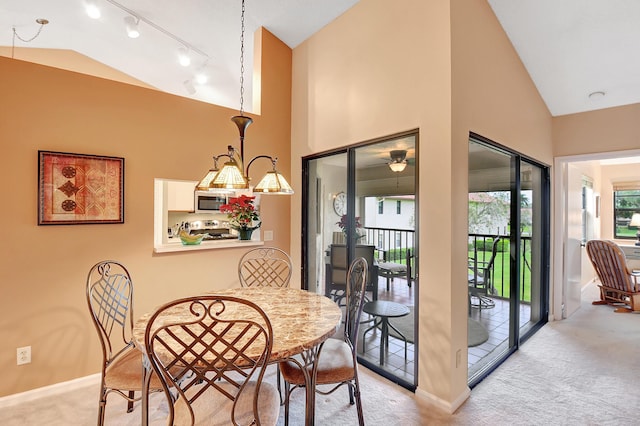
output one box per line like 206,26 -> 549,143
220,195 -> 261,230
337,214 -> 365,241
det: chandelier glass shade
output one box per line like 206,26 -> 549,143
211,158 -> 248,189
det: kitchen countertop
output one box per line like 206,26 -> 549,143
153,238 -> 263,253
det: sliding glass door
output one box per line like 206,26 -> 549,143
467,134 -> 549,386
302,131 -> 418,390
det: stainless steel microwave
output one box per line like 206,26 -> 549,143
194,190 -> 232,213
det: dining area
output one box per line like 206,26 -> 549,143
86,248 -> 368,425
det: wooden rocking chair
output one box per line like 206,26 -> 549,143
586,240 -> 640,313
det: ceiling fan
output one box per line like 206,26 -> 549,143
388,149 -> 408,172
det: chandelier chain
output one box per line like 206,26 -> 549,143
239,0 -> 246,116
12,19 -> 48,59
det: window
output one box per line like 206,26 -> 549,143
613,184 -> 640,239
378,199 -> 384,214
396,200 -> 401,214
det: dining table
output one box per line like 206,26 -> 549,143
132,286 -> 342,426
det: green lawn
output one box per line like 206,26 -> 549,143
468,249 -> 532,303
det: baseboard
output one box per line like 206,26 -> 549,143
0,373 -> 100,409
414,385 -> 471,414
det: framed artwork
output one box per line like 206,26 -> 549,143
38,151 -> 124,225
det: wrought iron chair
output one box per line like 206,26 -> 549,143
238,246 -> 292,404
586,239 -> 640,313
238,247 -> 293,288
144,295 -> 280,426
281,257 -> 368,426
86,260 -> 164,425
468,237 -> 501,311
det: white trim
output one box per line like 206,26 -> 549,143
414,386 -> 471,414
0,374 -> 99,409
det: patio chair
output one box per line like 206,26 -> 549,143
586,239 -> 640,313
325,244 -> 378,305
144,295 -> 279,425
86,260 -> 164,425
468,237 -> 501,311
281,257 -> 368,426
377,248 -> 414,291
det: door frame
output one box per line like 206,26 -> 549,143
552,148 -> 640,321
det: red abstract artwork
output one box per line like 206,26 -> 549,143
38,151 -> 124,225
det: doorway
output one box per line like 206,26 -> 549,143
302,130 -> 418,390
553,149 -> 640,320
467,133 -> 550,386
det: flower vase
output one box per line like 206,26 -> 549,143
238,228 -> 254,241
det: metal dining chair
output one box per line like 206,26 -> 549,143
86,260 -> 164,425
238,246 -> 293,288
144,295 -> 280,426
238,246 -> 292,404
280,257 -> 368,426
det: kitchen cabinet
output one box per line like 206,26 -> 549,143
167,180 -> 196,211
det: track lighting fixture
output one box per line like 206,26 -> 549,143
87,0 -> 211,96
124,16 -> 140,38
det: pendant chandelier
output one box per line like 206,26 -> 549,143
196,0 -> 293,194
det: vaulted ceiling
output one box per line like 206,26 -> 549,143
2,1 -> 639,118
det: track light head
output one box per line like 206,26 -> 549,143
124,16 -> 140,38
183,79 -> 196,95
178,47 -> 191,67
85,1 -> 101,19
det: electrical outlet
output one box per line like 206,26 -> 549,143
264,230 -> 274,241
17,346 -> 31,365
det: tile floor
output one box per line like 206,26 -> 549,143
468,297 -> 531,380
357,276 -> 416,384
355,275 -> 532,386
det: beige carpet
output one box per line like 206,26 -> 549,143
1,281 -> 639,425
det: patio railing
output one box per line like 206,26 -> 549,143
360,229 -> 531,303
363,227 -> 414,263
468,233 -> 532,303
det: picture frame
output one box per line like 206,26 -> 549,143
38,151 -> 124,225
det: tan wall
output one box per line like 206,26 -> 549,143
290,0 -> 553,409
0,47 -> 156,90
553,104 -> 640,158
0,29 -> 292,396
450,0 -> 554,393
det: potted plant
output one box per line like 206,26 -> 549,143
220,195 -> 261,240
337,214 -> 365,242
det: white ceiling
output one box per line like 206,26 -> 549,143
488,0 -> 640,117
0,0 -> 359,111
2,1 -> 639,118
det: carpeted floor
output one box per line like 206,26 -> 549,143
1,281 -> 639,425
